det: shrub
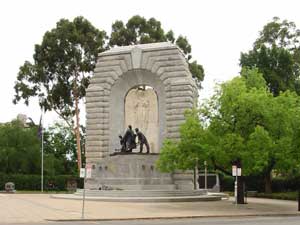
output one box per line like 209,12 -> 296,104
0,173 -> 82,191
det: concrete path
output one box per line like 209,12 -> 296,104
0,194 -> 299,223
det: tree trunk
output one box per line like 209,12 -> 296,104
75,94 -> 82,173
264,171 -> 272,193
74,70 -> 82,174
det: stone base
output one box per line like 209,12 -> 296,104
86,154 -> 194,190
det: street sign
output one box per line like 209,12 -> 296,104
232,165 -> 236,176
232,166 -> 242,176
80,168 -> 85,178
80,166 -> 92,179
86,168 -> 92,178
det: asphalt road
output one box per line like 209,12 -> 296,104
2,216 -> 300,225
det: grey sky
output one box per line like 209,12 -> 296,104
0,0 -> 299,126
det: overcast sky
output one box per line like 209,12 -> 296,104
0,0 -> 299,126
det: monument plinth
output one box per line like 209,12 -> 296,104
85,42 -> 198,191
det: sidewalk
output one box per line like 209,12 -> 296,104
0,193 -> 299,223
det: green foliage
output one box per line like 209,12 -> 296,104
207,69 -> 300,178
0,120 -> 40,174
109,15 -> 204,87
240,17 -> 300,96
43,122 -> 80,175
43,122 -> 85,175
13,16 -> 106,122
158,68 -> 300,192
157,109 -> 210,172
0,119 -> 81,176
156,140 -> 181,172
254,192 -> 298,201
0,173 -> 81,191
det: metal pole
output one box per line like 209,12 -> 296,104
204,161 -> 207,190
235,167 -> 238,205
81,166 -> 86,219
41,113 -> 44,193
194,162 -> 197,190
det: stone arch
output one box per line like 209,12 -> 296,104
110,70 -> 164,153
86,42 -> 197,163
124,86 -> 159,153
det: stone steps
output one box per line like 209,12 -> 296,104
89,184 -> 177,191
52,193 -> 221,202
75,189 -> 207,197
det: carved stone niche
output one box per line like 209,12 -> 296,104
125,86 -> 159,153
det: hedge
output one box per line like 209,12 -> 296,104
0,173 -> 83,191
219,174 -> 300,193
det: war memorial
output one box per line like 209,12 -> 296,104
78,42 -> 220,201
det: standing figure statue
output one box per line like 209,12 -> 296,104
122,125 -> 136,152
118,135 -> 126,152
135,128 -> 150,154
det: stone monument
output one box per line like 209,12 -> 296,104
85,42 -> 198,191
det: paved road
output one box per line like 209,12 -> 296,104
1,216 -> 300,225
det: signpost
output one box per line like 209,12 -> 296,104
232,165 -> 241,205
80,164 -> 92,219
298,190 -> 300,211
204,161 -> 207,190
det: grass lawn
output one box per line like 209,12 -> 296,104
225,191 -> 299,201
254,192 -> 299,201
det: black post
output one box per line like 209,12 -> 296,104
236,159 -> 245,204
298,189 -> 300,211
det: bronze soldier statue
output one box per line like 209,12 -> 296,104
135,128 -> 150,154
118,135 -> 126,152
122,125 -> 136,152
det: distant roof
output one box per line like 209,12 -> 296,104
99,42 -> 182,57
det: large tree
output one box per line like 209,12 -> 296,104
240,17 -> 300,96
13,17 -> 106,172
157,68 -> 300,194
206,68 -> 300,193
109,15 -> 205,87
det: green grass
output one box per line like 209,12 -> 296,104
254,192 -> 298,201
225,191 -> 299,201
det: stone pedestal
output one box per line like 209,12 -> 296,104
86,153 -> 193,190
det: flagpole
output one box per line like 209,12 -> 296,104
41,110 -> 44,193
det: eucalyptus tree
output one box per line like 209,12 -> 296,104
109,15 -> 204,87
13,16 -> 106,171
240,17 -> 300,96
